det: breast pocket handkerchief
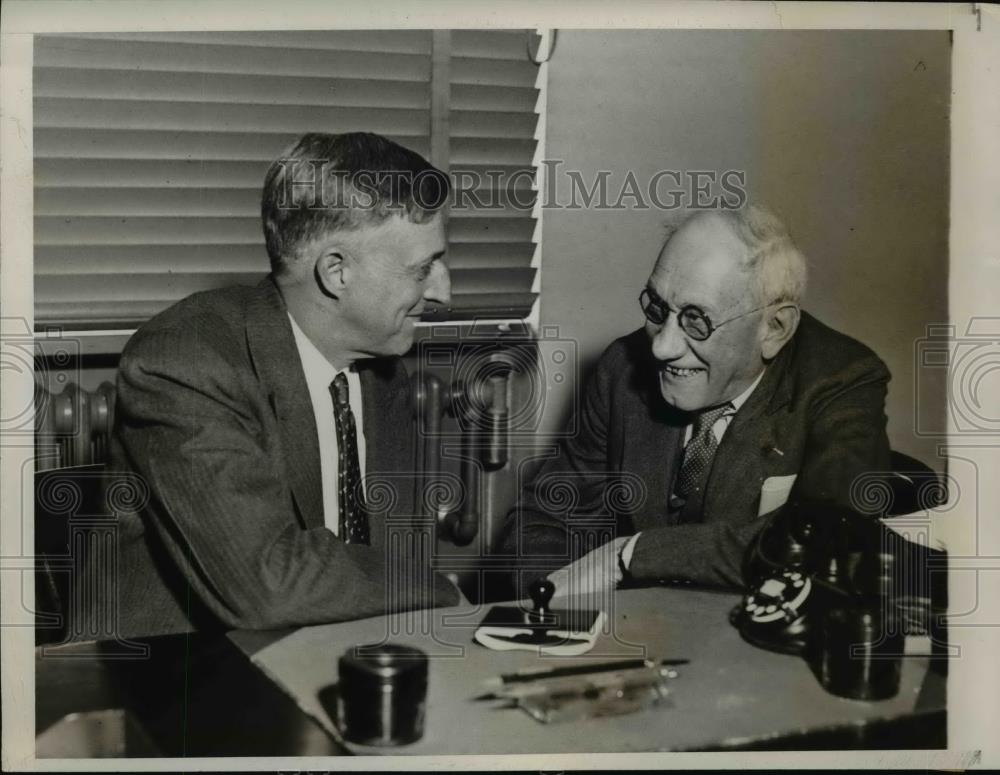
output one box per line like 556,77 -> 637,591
758,474 -> 798,517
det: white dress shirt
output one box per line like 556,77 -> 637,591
682,368 -> 766,446
287,313 -> 366,536
621,368 -> 767,569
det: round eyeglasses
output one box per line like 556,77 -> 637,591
639,288 -> 773,341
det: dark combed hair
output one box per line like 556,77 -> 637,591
261,132 -> 450,272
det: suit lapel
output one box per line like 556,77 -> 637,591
622,359 -> 688,531
356,363 -> 411,550
702,335 -> 798,522
245,278 -> 325,530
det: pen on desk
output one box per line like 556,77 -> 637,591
496,668 -> 670,703
482,658 -> 689,687
477,664 -> 682,703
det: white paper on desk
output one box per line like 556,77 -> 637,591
474,611 -> 607,656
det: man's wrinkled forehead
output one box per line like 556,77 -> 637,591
649,214 -> 750,312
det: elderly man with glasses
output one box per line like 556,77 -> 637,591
501,205 -> 891,595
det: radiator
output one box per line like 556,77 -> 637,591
35,382 -> 115,470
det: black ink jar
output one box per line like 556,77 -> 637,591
337,644 -> 428,746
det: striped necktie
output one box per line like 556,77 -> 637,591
674,402 -> 733,502
329,373 -> 370,545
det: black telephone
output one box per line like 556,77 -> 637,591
732,498 -> 894,655
733,498 -> 945,700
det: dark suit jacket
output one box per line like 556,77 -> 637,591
501,312 -> 892,589
102,279 -> 459,639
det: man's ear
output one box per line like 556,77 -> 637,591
314,246 -> 349,299
761,303 -> 800,360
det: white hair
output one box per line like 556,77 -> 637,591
716,205 -> 808,305
664,205 -> 808,306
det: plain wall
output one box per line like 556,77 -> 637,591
538,30 -> 950,472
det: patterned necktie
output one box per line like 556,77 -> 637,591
674,402 -> 733,502
329,373 -> 370,545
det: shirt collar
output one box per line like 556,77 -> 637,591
727,368 -> 765,414
287,312 -> 346,386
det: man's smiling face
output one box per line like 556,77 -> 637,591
336,213 -> 449,358
645,214 -> 767,412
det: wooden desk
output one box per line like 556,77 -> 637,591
239,587 -> 945,754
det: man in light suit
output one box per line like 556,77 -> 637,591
501,205 -> 891,593
104,132 -> 462,638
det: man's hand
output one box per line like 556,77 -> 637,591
546,536 -> 631,598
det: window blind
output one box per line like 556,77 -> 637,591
33,30 -> 540,330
